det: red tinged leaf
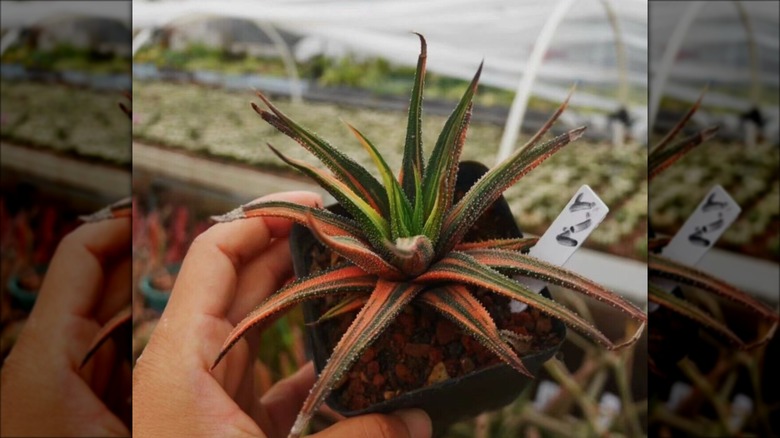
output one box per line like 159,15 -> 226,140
648,126 -> 719,181
212,265 -> 375,370
79,306 -> 132,369
454,237 -> 538,252
465,249 -> 647,324
649,254 -> 779,323
417,252 -> 633,350
212,200 -> 362,238
651,90 -> 705,156
313,293 -> 369,323
306,212 -> 404,279
649,283 -> 745,348
289,280 -> 424,438
420,284 -> 533,376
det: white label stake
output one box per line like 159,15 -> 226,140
512,185 -> 608,312
650,185 -> 741,311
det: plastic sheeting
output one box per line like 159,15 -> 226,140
131,0 -> 648,118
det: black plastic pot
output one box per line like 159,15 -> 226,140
291,161 -> 566,434
647,224 -> 697,376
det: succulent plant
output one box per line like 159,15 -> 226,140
647,98 -> 779,356
211,35 -> 646,438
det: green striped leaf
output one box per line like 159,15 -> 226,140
290,280 -> 424,438
211,265 -> 375,370
649,283 -> 744,347
466,249 -> 646,324
420,284 -> 532,376
313,293 -> 369,324
650,91 -> 705,156
649,254 -> 779,323
399,33 -> 427,200
267,144 -> 390,244
418,252 -> 629,350
253,93 -> 388,215
346,123 -> 414,239
421,62 -> 482,241
212,200 -> 362,238
648,126 -> 718,181
440,126 -> 585,255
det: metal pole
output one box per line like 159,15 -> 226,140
648,1 -> 704,130
496,0 -> 575,163
255,21 -> 304,105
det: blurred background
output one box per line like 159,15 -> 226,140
0,0 -> 131,364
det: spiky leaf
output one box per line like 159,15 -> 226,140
399,33 -> 427,200
440,125 -> 585,255
253,92 -> 388,215
212,265 -> 375,369
418,252 -> 626,349
649,283 -> 744,347
466,249 -> 646,324
420,284 -> 532,376
649,254 -> 778,323
289,280 -> 423,438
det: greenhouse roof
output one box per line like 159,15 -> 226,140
131,0 -> 648,117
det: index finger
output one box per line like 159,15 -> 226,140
163,191 -> 322,324
31,218 -> 131,325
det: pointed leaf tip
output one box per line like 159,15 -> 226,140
701,125 -> 719,141
211,206 -> 246,223
412,32 -> 427,55
569,126 -> 587,142
250,102 -> 264,115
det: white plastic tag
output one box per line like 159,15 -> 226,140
649,185 -> 741,311
662,185 -> 741,266
512,185 -> 608,312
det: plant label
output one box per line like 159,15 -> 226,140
650,185 -> 740,311
662,185 -> 740,265
512,185 -> 608,312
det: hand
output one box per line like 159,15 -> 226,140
132,191 -> 431,438
1,217 -> 132,437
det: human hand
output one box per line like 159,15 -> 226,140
0,217 -> 132,437
132,191 -> 431,438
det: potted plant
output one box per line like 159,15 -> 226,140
211,35 -> 646,438
647,101 -> 780,436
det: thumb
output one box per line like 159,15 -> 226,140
313,409 -> 431,438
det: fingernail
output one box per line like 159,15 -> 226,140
393,409 -> 432,438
